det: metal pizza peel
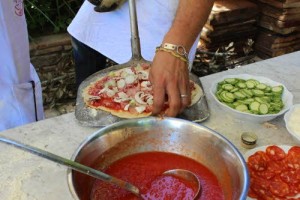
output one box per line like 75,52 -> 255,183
75,0 -> 210,127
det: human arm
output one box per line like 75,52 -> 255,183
149,0 -> 215,117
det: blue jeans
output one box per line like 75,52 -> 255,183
71,36 -> 107,88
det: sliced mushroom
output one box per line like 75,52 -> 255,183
141,81 -> 152,90
135,91 -> 147,105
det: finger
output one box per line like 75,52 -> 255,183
151,79 -> 166,115
179,80 -> 191,113
164,82 -> 181,117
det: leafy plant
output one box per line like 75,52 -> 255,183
24,0 -> 82,36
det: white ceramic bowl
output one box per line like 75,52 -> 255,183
210,74 -> 293,123
284,104 -> 300,143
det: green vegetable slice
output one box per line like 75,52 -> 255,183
215,77 -> 285,115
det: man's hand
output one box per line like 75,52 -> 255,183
149,51 -> 191,117
149,0 -> 214,117
89,0 -> 126,12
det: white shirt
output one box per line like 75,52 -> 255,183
0,0 -> 44,131
68,0 -> 199,66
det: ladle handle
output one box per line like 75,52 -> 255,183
0,136 -> 140,196
129,0 -> 142,60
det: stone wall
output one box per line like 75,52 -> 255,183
30,33 -> 76,109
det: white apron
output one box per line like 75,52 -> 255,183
0,0 -> 44,131
68,0 -> 199,68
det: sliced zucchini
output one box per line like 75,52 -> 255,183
234,91 -> 246,99
215,77 -> 285,115
245,81 -> 255,89
224,78 -> 238,84
272,86 -> 283,94
259,103 -> 269,115
250,101 -> 260,112
230,88 -> 239,93
252,89 -> 264,97
235,104 -> 249,112
256,83 -> 267,90
222,84 -> 234,91
241,89 -> 253,98
237,82 -> 246,89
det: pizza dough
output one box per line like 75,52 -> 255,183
82,64 -> 203,118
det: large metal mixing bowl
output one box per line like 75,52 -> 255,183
67,117 -> 249,200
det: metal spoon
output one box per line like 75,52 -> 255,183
0,136 -> 140,196
163,169 -> 201,199
0,136 -> 201,199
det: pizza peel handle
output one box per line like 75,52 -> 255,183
75,0 -> 152,126
93,0 -> 150,75
128,0 -> 146,63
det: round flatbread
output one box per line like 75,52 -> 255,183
83,64 -> 202,118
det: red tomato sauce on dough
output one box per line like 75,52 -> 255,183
91,152 -> 225,200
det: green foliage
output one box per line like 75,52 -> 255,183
24,0 -> 82,36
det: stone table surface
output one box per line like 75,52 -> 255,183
0,51 -> 299,200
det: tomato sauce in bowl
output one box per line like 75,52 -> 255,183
91,152 -> 224,200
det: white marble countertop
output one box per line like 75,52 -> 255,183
0,51 -> 299,199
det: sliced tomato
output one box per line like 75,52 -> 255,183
266,145 -> 286,161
